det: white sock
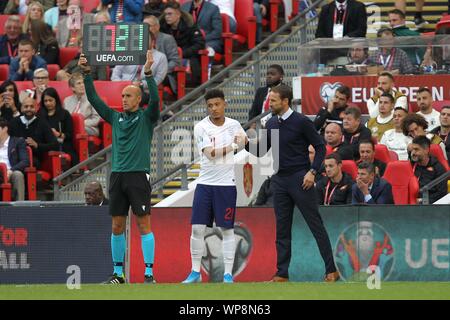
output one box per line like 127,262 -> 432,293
190,224 -> 206,272
221,227 -> 235,275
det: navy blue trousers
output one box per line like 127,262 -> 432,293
271,170 -> 337,278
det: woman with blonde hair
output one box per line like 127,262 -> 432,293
22,1 -> 46,33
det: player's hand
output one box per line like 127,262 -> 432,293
78,54 -> 91,74
302,171 -> 315,190
143,50 -> 154,74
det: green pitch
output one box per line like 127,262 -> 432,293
1,282 -> 450,300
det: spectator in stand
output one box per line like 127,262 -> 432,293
23,1 -> 49,33
210,0 -> 236,33
388,9 -> 424,67
314,85 -> 351,134
315,0 -> 367,39
160,1 -> 205,86
251,176 -> 274,207
323,123 -> 353,160
420,26 -> 450,74
0,118 -> 29,201
316,153 -> 353,205
367,72 -> 407,118
111,32 -> 168,86
63,73 -> 100,137
253,0 -> 269,44
370,27 -> 414,75
182,0 -> 223,56
84,181 -> 109,206
101,0 -> 144,23
5,0 -> 55,15
19,68 -> 49,105
248,64 -> 284,126
366,93 -> 395,142
0,1 -> 8,13
0,15 -> 29,65
344,42 -> 380,75
9,39 -> 47,81
143,0 -> 165,18
410,135 -> 447,204
342,106 -> 372,159
416,87 -> 440,132
380,107 -> 412,160
394,0 -> 428,28
430,106 -> 450,165
0,80 -> 22,121
29,19 -> 59,65
402,113 -> 447,160
38,87 -> 78,165
93,9 -> 111,24
8,96 -> 58,168
56,0 -> 95,48
56,40 -> 108,81
44,0 -> 68,30
352,161 -> 394,205
144,15 -> 181,95
358,140 -> 387,176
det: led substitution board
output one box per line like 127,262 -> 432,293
83,23 -> 149,65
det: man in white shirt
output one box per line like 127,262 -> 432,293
367,72 -> 407,118
380,107 -> 412,160
0,118 -> 28,201
416,87 -> 440,132
182,89 -> 247,284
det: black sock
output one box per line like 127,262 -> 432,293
414,11 -> 422,19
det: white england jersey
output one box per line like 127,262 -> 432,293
194,116 -> 246,186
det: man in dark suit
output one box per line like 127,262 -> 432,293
246,84 -> 339,283
84,181 -> 109,206
248,64 -> 284,127
181,0 -> 223,54
315,0 -> 367,39
352,161 -> 394,204
0,118 -> 29,201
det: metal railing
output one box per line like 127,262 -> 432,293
420,170 -> 450,205
52,1 -> 323,200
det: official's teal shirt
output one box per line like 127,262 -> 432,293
84,74 -> 160,173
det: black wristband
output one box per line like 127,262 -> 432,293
144,70 -> 152,77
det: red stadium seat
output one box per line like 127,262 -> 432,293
14,81 -> 33,93
48,81 -> 73,102
71,113 -> 89,164
429,144 -> 450,171
436,14 -> 450,30
388,150 -> 399,161
383,161 -> 419,204
0,15 -> 25,35
0,64 -> 9,81
81,0 -> 100,13
94,81 -> 131,109
47,64 -> 61,80
59,47 -> 79,68
25,146 -> 37,200
0,163 -> 12,201
374,144 -> 392,164
341,160 -> 358,180
234,0 -> 257,49
290,0 -> 300,20
268,0 -> 281,32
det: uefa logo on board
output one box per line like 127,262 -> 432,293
319,82 -> 344,103
335,221 -> 395,281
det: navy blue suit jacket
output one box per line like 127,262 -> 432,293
352,177 -> 394,205
7,136 -> 29,172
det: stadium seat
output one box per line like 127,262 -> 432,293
94,81 -> 131,109
71,113 -> 89,164
388,150 -> 399,161
383,161 -> 419,205
0,64 -> 9,81
81,0 -> 99,13
0,163 -> 12,201
163,47 -> 186,99
59,47 -> 79,69
374,144 -> 392,164
14,81 -> 33,93
429,144 -> 450,171
341,160 -> 358,180
234,0 -> 257,49
268,0 -> 281,32
215,14 -> 234,67
47,64 -> 61,80
436,14 -> 450,30
25,146 -> 37,200
0,15 -> 25,35
48,81 -> 73,102
432,100 -> 450,112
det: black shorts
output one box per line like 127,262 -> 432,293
109,172 -> 152,217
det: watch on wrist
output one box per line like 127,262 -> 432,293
309,168 -> 317,176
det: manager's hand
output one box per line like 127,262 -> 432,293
78,54 -> 91,74
302,171 -> 315,190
